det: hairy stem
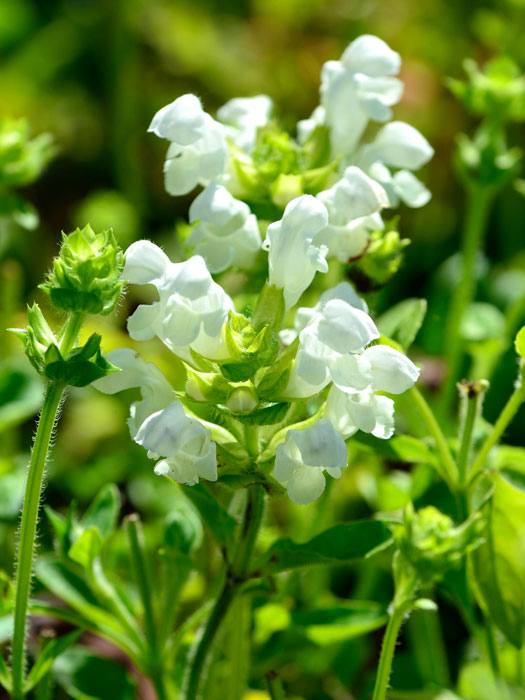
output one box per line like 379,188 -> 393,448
372,602 -> 412,700
184,484 -> 265,700
11,382 -> 64,699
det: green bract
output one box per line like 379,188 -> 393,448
40,225 -> 124,315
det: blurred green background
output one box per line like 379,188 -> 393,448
1,1 -> 525,696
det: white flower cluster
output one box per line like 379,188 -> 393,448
148,34 -> 432,294
94,34 -> 427,506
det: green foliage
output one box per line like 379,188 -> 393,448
0,117 -> 55,229
470,473 -> 525,647
40,225 -> 125,315
257,520 -> 391,573
351,226 -> 410,290
53,646 -> 137,699
377,298 -> 427,349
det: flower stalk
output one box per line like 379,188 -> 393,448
10,382 -> 64,699
184,483 -> 265,700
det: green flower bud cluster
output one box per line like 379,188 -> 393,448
449,57 -> 525,124
11,226 -> 123,388
185,307 -> 295,429
0,117 -> 55,230
40,225 -> 125,315
449,58 -> 524,191
231,124 -> 335,212
393,504 -> 484,590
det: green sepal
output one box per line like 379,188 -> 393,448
226,401 -> 290,426
44,333 -> 119,387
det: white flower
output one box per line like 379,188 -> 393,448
188,184 -> 261,273
263,195 -> 329,309
284,284 -> 419,400
297,105 -> 325,145
149,94 -> 228,196
136,402 -> 217,485
320,35 -> 403,157
217,95 -> 273,152
123,240 -> 234,361
357,122 -> 434,208
94,349 -> 217,485
93,348 -> 175,437
326,387 -> 395,440
274,419 -> 348,504
316,165 -> 388,261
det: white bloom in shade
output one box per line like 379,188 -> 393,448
217,95 -> 273,152
93,348 -> 175,436
149,94 -> 228,196
320,35 -> 402,156
357,122 -> 434,208
326,387 -> 395,440
274,419 -> 348,504
136,402 -> 217,485
123,241 -> 233,360
263,195 -> 329,309
317,166 -> 388,261
188,184 -> 261,273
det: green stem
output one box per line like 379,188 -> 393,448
184,484 -> 265,700
372,603 -> 412,700
442,185 -> 493,410
469,370 -> 525,484
11,382 -> 64,699
409,387 -> 458,487
456,381 -> 487,518
125,515 -> 167,700
59,312 -> 84,355
265,671 -> 286,700
484,618 -> 500,680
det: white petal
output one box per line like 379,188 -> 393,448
319,282 -> 368,312
329,353 -> 372,392
124,241 -> 170,285
317,299 -> 379,353
372,122 -> 434,170
326,387 -> 376,437
370,395 -> 395,439
341,35 -> 401,77
392,170 -> 431,208
363,345 -> 419,394
135,401 -> 189,456
286,465 -> 327,505
127,303 -> 161,341
318,166 -> 388,224
292,419 -> 348,469
148,94 -> 205,144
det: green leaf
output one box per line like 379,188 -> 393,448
461,302 -> 505,342
0,651 -> 11,692
180,484 -> 236,548
258,520 -> 391,573
68,527 -> 103,570
0,357 -> 43,431
292,601 -> 388,646
470,473 -> 525,647
25,630 -> 81,692
53,646 -> 136,700
81,484 -> 120,540
36,558 -> 117,632
377,298 -> 427,349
